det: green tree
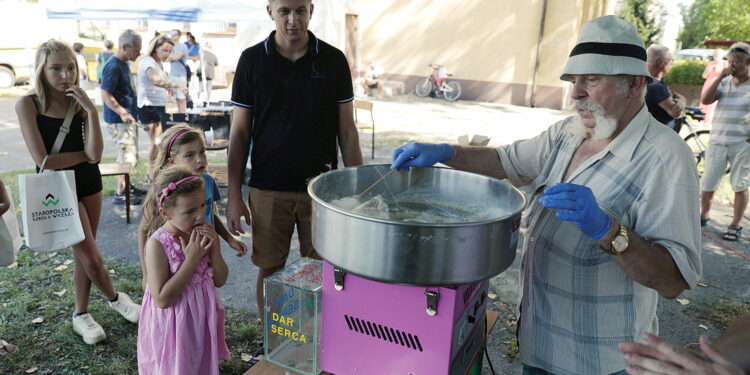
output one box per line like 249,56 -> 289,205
679,0 -> 750,49
617,0 -> 662,46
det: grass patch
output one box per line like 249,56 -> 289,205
0,248 -> 261,374
684,297 -> 750,332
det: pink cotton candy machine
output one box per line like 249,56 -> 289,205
307,165 -> 526,374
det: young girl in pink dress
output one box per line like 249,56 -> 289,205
138,165 -> 230,374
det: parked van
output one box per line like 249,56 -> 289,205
674,48 -> 723,61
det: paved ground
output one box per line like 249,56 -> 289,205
3,90 -> 750,373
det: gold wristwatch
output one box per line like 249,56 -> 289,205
602,223 -> 629,256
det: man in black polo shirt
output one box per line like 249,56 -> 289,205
227,0 -> 363,327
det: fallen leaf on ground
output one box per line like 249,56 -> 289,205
31,317 -> 43,324
699,324 -> 709,330
6,262 -> 18,269
0,340 -> 19,356
109,269 -> 116,274
676,298 -> 690,305
63,259 -> 73,266
241,353 -> 253,362
25,366 -> 38,374
698,282 -> 708,287
487,293 -> 498,300
53,265 -> 68,271
53,289 -> 66,297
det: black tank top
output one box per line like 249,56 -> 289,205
32,96 -> 87,155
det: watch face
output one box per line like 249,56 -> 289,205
612,235 -> 629,253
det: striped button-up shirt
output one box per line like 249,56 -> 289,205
709,76 -> 750,144
496,106 -> 702,375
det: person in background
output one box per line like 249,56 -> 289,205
226,0 -> 363,360
198,42 -> 218,103
16,39 -> 140,345
167,30 -> 189,114
72,42 -> 89,86
699,42 -> 750,241
701,49 -> 727,127
361,60 -> 384,97
137,35 -> 188,180
645,44 -> 686,131
619,311 -> 750,374
96,40 -> 115,84
100,30 -> 146,205
185,32 -> 201,105
390,16 -> 701,374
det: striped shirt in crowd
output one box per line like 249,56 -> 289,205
709,76 -> 750,144
496,106 -> 702,375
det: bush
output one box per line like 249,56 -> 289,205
663,59 -> 707,86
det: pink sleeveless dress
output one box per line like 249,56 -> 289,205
138,228 -> 230,375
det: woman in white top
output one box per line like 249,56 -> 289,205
137,36 -> 188,179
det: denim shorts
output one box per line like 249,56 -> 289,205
137,105 -> 167,128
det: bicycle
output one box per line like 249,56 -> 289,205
674,106 -> 729,176
414,64 -> 462,102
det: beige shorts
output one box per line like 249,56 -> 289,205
106,122 -> 138,165
700,141 -> 750,192
168,75 -> 188,100
249,188 -> 320,268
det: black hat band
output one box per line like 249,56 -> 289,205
569,42 -> 647,61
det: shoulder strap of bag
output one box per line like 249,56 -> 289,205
50,101 -> 76,155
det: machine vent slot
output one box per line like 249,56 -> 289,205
344,315 -> 423,352
462,281 -> 481,304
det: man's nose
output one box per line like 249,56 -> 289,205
570,81 -> 587,100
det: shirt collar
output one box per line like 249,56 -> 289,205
605,104 -> 650,162
264,30 -> 320,57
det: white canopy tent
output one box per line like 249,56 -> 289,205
45,0 -> 268,23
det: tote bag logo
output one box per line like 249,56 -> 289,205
31,193 -> 74,222
42,193 -> 59,207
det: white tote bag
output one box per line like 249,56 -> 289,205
0,185 -> 23,265
19,168 -> 85,252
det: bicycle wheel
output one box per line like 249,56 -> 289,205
414,77 -> 433,97
683,130 -> 731,177
443,81 -> 462,102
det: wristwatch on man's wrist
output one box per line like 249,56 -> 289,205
600,223 -> 629,256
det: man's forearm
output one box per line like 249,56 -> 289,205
444,145 -> 507,179
714,312 -> 750,372
598,219 -> 689,299
227,135 -> 249,199
701,76 -> 724,105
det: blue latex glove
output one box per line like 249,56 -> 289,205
391,142 -> 453,171
538,183 -> 611,240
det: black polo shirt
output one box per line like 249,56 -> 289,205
231,31 -> 354,191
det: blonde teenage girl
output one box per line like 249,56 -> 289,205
15,39 -> 140,345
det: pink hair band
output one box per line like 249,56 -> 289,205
157,175 -> 199,206
166,129 -> 192,156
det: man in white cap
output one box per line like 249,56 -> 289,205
390,15 -> 701,374
699,42 -> 750,243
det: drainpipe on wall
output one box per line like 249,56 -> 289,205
529,0 -> 548,108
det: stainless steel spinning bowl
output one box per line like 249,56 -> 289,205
308,165 -> 526,285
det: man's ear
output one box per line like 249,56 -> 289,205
630,76 -> 647,97
309,3 -> 314,18
267,5 -> 274,20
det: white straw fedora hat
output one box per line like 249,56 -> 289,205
561,15 -> 653,83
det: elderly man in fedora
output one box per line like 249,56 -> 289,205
390,15 -> 701,375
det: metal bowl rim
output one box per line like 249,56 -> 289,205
307,165 -> 527,227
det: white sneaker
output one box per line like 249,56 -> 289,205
108,292 -> 141,323
72,313 -> 106,345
